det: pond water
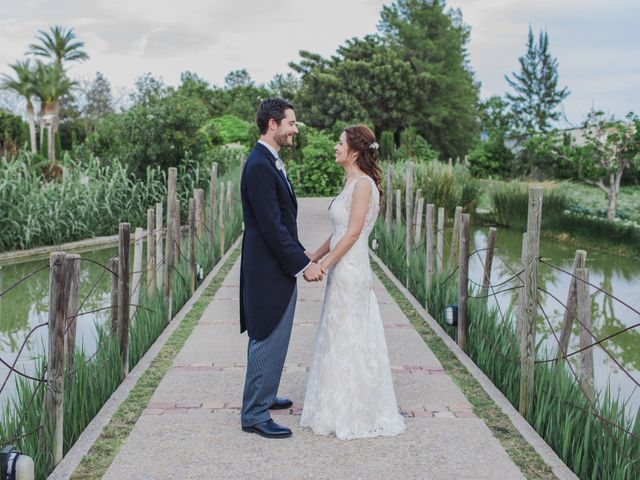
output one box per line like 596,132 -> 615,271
468,227 -> 640,420
0,246 -> 124,405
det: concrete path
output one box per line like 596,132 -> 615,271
104,198 -> 525,480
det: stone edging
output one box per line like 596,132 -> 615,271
369,249 -> 579,480
47,236 -> 242,480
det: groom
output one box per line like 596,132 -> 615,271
239,98 -> 324,438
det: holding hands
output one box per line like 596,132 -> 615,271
303,261 -> 325,282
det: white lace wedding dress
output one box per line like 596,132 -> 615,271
300,175 -> 406,440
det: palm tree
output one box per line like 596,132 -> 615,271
1,60 -> 38,153
28,25 -> 89,149
32,61 -> 75,161
28,25 -> 89,68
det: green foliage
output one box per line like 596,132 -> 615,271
85,91 -> 211,176
380,130 -> 395,161
54,130 -> 62,158
287,128 -> 343,197
40,127 -> 48,157
467,136 -> 514,178
505,27 -> 569,134
0,109 -> 27,157
291,0 -> 479,158
379,0 -> 480,157
209,114 -> 253,146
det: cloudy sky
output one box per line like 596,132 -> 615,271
1,0 -> 638,126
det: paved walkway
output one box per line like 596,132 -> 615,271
104,198 -> 524,480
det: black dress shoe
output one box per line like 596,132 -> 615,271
242,419 -> 292,438
269,397 -> 293,410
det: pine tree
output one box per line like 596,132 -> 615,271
85,71 -> 114,121
505,27 -> 569,133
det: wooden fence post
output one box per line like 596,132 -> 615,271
436,207 -> 445,272
481,227 -> 497,297
173,199 -> 181,265
165,168 -> 177,305
414,196 -> 424,243
219,186 -> 226,259
226,181 -> 233,216
209,163 -> 218,247
448,157 -> 453,168
130,227 -> 144,321
195,188 -> 205,240
45,252 -> 72,466
519,187 -> 543,419
425,204 -> 435,292
118,223 -> 131,379
457,214 -> 470,350
188,198 -> 196,294
405,162 -> 414,283
385,165 -> 393,233
108,257 -> 118,337
557,250 -> 587,358
450,206 -> 463,267
395,189 -> 401,226
576,267 -> 595,403
65,254 -> 80,373
155,202 -> 163,290
147,208 -> 155,290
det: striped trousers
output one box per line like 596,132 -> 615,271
241,287 -> 297,427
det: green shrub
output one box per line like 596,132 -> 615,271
85,92 -> 211,177
210,114 -> 253,146
467,136 -> 514,178
287,128 -> 343,197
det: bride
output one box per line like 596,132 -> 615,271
300,125 -> 406,440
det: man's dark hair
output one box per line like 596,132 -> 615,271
256,98 -> 294,135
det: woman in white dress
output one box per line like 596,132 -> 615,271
300,125 -> 406,440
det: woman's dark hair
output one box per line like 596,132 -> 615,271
344,125 -> 383,205
256,98 -> 294,135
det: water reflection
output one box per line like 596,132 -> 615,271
0,246 -> 121,404
469,227 -> 640,419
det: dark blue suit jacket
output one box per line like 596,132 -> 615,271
240,142 -> 309,340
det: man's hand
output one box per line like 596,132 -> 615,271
303,262 -> 324,282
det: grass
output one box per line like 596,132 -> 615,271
70,246 -> 240,479
373,219 -> 640,480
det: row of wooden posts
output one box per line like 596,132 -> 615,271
381,162 -> 596,419
43,161 -> 240,467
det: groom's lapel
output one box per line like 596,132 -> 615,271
254,143 -> 298,209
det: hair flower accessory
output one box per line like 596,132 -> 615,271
369,142 -> 379,151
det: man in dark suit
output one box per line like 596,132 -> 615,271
240,98 -> 325,438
